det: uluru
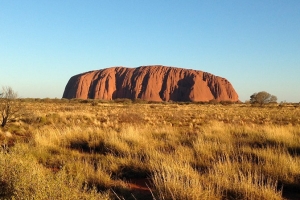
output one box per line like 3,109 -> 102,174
62,65 -> 239,102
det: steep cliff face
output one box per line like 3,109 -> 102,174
63,65 -> 239,102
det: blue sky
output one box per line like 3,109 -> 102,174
0,0 -> 299,102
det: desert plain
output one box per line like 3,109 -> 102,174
0,99 -> 300,200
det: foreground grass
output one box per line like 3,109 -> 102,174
0,100 -> 300,199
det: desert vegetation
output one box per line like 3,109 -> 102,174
0,99 -> 300,199
250,91 -> 278,106
0,86 -> 21,127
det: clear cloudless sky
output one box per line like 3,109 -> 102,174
0,0 -> 299,102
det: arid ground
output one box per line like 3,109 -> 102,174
1,99 -> 300,199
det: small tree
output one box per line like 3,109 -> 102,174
0,86 -> 20,127
250,91 -> 277,106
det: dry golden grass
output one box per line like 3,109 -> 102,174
0,100 -> 300,199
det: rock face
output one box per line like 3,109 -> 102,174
63,65 -> 239,102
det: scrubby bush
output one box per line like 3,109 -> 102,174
250,91 -> 277,106
113,98 -> 132,104
0,86 -> 21,127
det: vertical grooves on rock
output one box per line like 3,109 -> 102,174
62,66 -> 239,102
159,68 -> 172,101
87,71 -> 100,99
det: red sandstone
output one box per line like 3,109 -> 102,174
62,65 -> 239,102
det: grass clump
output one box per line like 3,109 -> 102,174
0,143 -> 109,200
